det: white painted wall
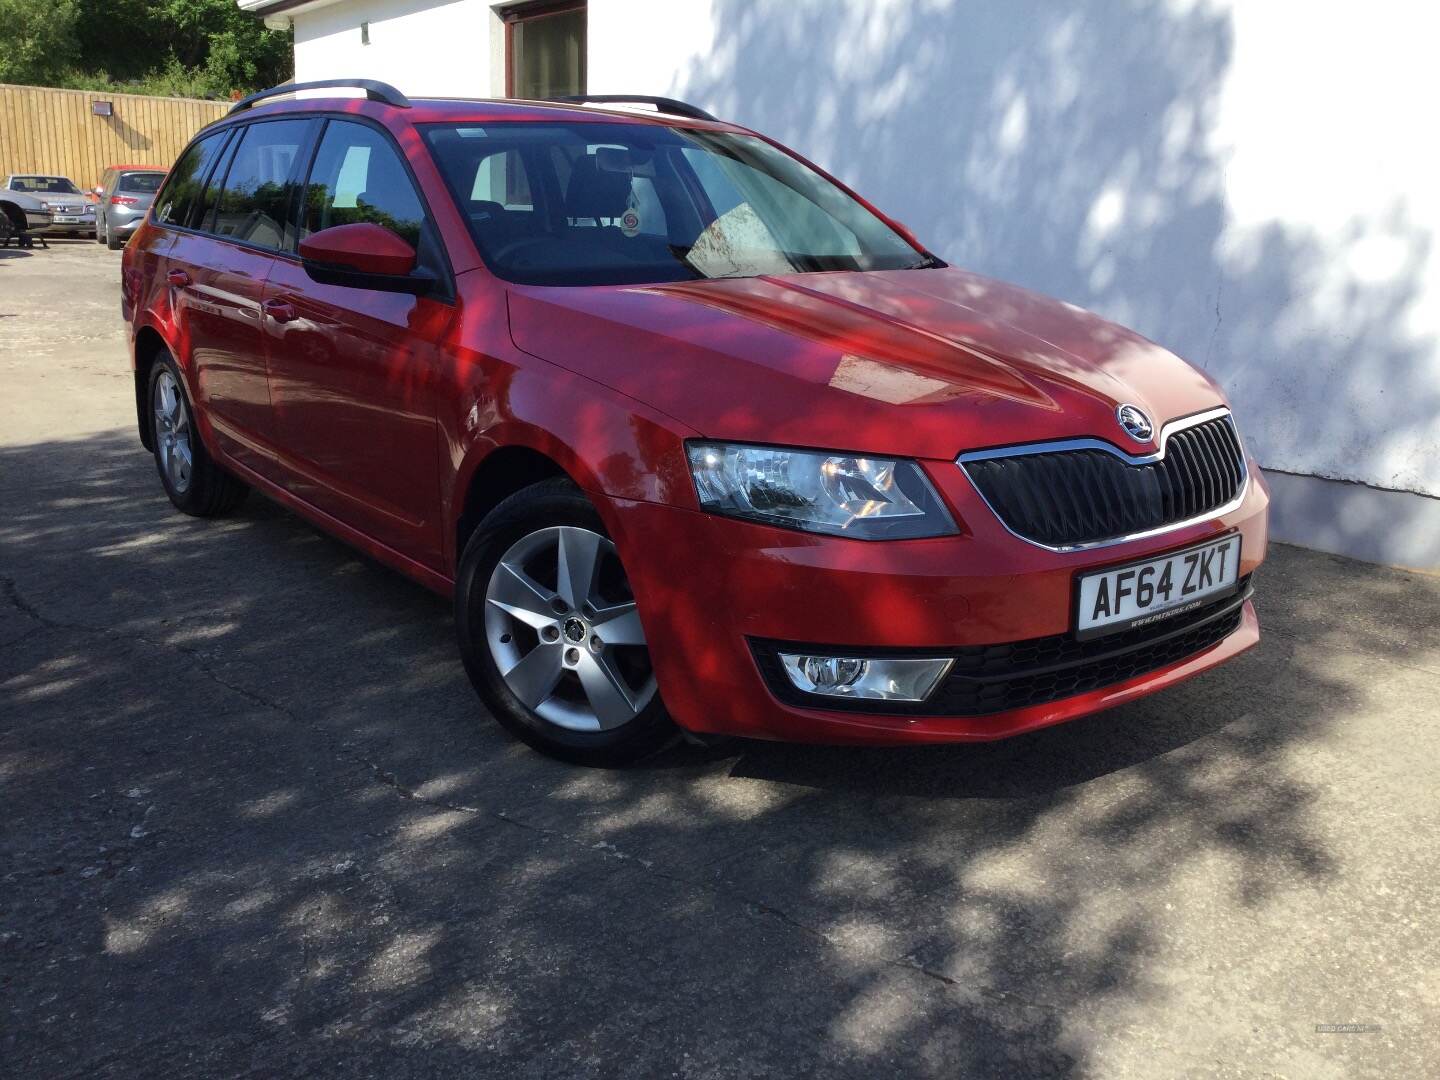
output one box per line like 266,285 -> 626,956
290,0 -> 499,98
590,0 -> 1440,508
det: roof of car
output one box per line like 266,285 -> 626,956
106,164 -> 166,172
222,94 -> 749,133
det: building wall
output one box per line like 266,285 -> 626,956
590,0 -> 1440,565
292,0 -> 499,98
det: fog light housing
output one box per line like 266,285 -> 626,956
778,653 -> 952,702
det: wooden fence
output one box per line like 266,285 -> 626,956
0,83 -> 229,190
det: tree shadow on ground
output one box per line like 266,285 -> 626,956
5,430 -> 1437,1076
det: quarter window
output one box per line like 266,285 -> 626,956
209,119 -> 311,250
300,121 -> 426,248
194,132 -> 239,233
154,132 -> 228,227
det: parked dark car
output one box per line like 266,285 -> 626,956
96,165 -> 167,249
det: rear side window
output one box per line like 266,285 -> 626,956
210,119 -> 311,250
154,132 -> 228,227
300,120 -> 426,247
119,172 -> 164,194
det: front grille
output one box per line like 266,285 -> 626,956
750,579 -> 1250,718
961,413 -> 1246,548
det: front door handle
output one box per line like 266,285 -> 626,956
263,299 -> 298,323
166,269 -> 190,287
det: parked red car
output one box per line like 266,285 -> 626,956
122,81 -> 1268,764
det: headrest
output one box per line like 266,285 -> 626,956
565,156 -> 631,219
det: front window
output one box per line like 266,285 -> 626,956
300,120 -> 426,248
422,122 -> 927,286
10,176 -> 81,194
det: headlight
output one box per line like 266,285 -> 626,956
686,441 -> 958,539
40,201 -> 51,211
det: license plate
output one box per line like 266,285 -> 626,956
1075,535 -> 1241,640
54,216 -> 80,223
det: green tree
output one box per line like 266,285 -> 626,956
72,0 -> 291,96
0,0 -> 80,86
1,0 -> 290,99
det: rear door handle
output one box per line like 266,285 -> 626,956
263,299 -> 298,323
166,269 -> 190,287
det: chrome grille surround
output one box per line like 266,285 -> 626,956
957,407 -> 1250,553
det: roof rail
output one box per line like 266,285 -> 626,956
550,95 -> 719,123
229,79 -> 411,115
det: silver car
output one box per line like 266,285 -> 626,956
96,167 -> 166,250
2,175 -> 96,237
0,185 -> 53,245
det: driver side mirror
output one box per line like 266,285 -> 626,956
298,222 -> 433,295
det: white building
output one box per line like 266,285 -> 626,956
239,0 -> 1440,570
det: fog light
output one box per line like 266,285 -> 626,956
778,652 -> 952,702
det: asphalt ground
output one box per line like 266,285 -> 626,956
3,240 -> 1438,1077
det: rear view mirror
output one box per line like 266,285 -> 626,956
593,146 -> 632,173
298,222 -> 432,294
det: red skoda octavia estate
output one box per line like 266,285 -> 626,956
122,81 -> 1268,765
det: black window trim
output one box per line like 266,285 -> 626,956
151,112 -> 454,303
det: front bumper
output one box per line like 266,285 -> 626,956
43,220 -> 96,236
608,458 -> 1269,745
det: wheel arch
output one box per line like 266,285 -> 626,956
131,325 -> 172,451
0,199 -> 26,226
453,442 -> 577,569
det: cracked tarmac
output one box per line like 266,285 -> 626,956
3,241 -> 1439,1077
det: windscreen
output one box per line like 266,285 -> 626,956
422,122 -> 928,286
10,176 -> 81,194
119,172 -> 164,194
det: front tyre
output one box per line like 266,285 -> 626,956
147,353 -> 248,517
455,478 -> 676,766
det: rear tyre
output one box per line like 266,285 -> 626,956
147,352 -> 248,517
106,220 -> 123,250
454,478 -> 677,766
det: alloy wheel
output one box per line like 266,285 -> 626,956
153,370 -> 193,494
484,526 -> 656,732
